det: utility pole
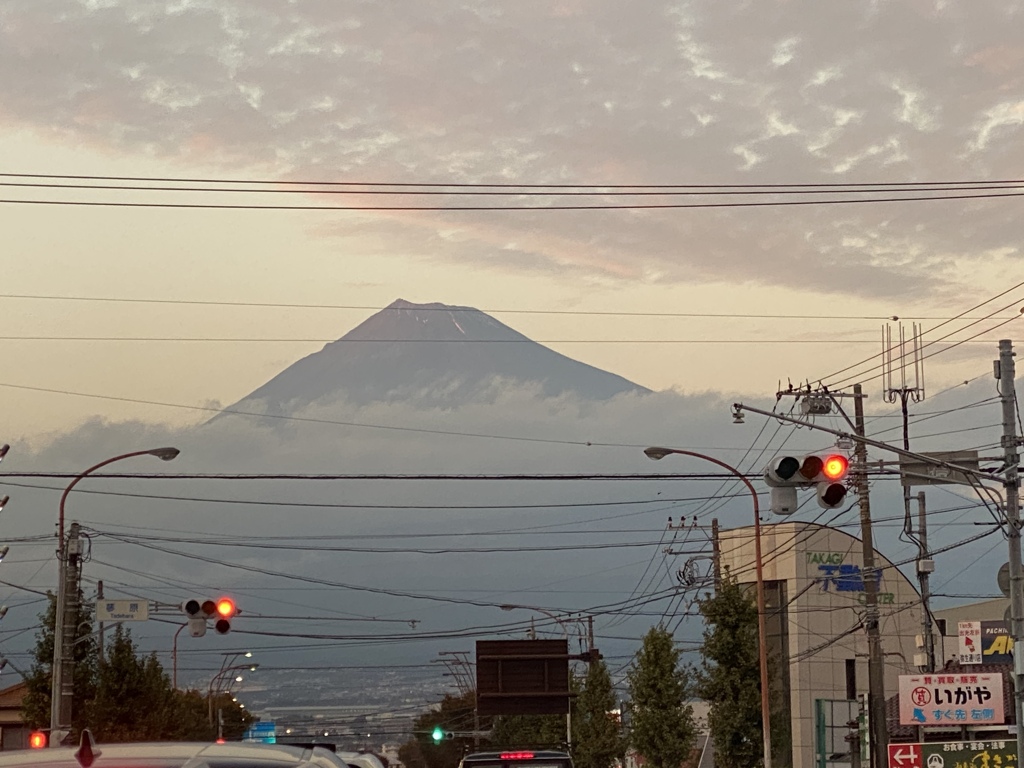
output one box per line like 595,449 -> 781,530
53,522 -> 82,744
711,518 -> 721,589
916,493 -> 935,672
995,339 -> 1023,762
97,580 -> 104,665
854,384 -> 887,768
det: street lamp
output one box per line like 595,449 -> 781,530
50,447 -> 180,745
500,604 -> 573,750
208,663 -> 260,726
644,446 -> 773,768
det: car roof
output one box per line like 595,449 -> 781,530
0,742 -> 318,768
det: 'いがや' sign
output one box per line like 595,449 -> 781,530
898,674 -> 1004,726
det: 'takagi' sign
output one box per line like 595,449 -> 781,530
898,674 -> 1004,726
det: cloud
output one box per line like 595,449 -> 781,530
1,1 -> 1022,301
0,375 -> 1009,674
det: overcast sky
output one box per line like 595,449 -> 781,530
0,0 -> 1022,692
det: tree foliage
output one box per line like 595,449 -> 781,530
490,713 -> 566,750
573,659 -> 624,768
409,691 -> 479,768
21,592 -> 97,736
696,574 -> 785,768
626,626 -> 696,768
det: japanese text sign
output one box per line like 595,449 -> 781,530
888,740 -> 1016,768
95,599 -> 149,622
898,674 -> 1004,726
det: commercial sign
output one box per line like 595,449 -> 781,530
887,740 -> 1015,768
898,674 -> 1003,726
957,620 -> 1013,665
95,600 -> 149,622
807,551 -> 895,604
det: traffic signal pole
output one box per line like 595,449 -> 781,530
995,340 -> 1024,763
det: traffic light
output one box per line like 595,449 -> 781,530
764,453 -> 850,513
214,597 -> 236,634
430,725 -> 453,744
29,731 -> 47,749
183,597 -> 237,636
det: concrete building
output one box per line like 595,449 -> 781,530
717,522 -> 926,768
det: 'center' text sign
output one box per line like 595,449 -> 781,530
898,674 -> 1003,726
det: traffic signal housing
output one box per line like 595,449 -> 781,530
764,453 -> 850,513
214,597 -> 236,634
182,597 -> 237,636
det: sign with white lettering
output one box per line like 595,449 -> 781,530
898,674 -> 1003,726
958,620 -> 982,665
95,600 -> 149,622
888,740 -> 1016,768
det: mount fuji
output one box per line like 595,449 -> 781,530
223,299 -> 649,415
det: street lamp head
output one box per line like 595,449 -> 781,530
249,665 -> 258,672
244,652 -> 253,658
0,497 -> 8,513
499,605 -> 515,612
0,606 -> 8,620
234,675 -> 243,682
0,545 -> 9,562
148,447 -> 180,461
643,447 -> 674,461
0,444 -> 9,462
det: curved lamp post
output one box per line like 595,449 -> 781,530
644,446 -> 772,768
208,663 -> 259,730
50,447 -> 180,745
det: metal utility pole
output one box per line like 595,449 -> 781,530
995,339 -> 1023,761
854,384 -> 887,768
916,493 -> 935,672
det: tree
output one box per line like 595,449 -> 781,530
573,659 -> 624,768
21,592 -> 98,738
696,573 -> 787,768
408,691 -> 478,768
626,626 -> 696,768
490,713 -> 565,749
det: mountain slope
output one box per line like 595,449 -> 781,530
225,299 -> 649,414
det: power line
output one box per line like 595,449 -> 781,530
2,293 -> 1015,322
4,190 -> 1024,211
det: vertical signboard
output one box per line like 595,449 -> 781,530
958,621 -> 982,665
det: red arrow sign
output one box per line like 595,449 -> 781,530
888,744 -> 922,768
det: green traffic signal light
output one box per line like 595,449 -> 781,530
431,725 -> 444,744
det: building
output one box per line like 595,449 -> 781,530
0,680 -> 33,750
717,522 -> 926,768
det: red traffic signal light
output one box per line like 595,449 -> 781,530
29,731 -> 47,749
216,598 -> 236,618
822,454 -> 848,480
